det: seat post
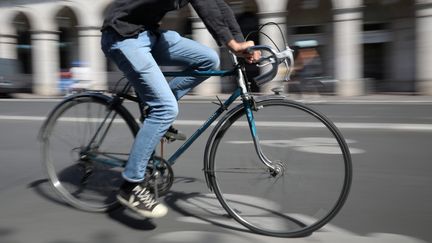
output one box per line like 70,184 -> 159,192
160,139 -> 165,160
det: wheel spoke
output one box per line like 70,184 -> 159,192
208,167 -> 268,174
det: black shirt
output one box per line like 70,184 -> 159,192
102,0 -> 245,46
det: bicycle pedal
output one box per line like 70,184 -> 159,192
164,129 -> 187,142
162,136 -> 176,143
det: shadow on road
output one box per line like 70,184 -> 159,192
28,178 -> 157,231
27,176 -> 251,234
28,178 -> 71,208
163,189 -> 251,234
106,208 -> 157,231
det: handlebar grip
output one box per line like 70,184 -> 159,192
246,45 -> 280,86
253,67 -> 278,86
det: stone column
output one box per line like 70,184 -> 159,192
78,26 -> 107,90
257,12 -> 289,93
0,34 -> 17,59
31,30 -> 60,96
333,7 -> 363,96
391,19 -> 416,92
191,18 -> 221,96
416,1 -> 432,95
254,0 -> 288,94
258,12 -> 288,47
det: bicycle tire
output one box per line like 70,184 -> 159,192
206,98 -> 352,237
39,93 -> 139,212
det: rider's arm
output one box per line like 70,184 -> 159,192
189,0 -> 258,62
189,0 -> 244,46
213,0 -> 245,43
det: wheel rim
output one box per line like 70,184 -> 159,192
209,99 -> 352,237
42,97 -> 136,212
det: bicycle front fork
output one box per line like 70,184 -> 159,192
243,97 -> 280,175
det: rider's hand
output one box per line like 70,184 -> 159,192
227,40 -> 261,64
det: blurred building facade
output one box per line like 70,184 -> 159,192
0,0 -> 431,96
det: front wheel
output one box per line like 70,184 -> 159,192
206,98 -> 352,237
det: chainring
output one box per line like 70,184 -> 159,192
145,156 -> 174,196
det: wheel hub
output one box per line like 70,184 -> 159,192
270,161 -> 285,177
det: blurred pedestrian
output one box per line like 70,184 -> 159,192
291,40 -> 324,98
68,61 -> 92,92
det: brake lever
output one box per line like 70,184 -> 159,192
256,62 -> 272,68
256,57 -> 276,68
245,45 -> 294,86
283,59 -> 291,81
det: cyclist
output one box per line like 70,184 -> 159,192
101,0 -> 260,218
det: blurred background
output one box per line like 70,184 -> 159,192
1,1 -> 432,242
0,0 -> 431,97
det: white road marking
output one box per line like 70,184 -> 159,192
0,115 -> 47,121
227,137 -> 366,154
156,193 -> 428,243
149,230 -> 429,243
0,115 -> 432,132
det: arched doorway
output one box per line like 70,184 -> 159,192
12,12 -> 33,92
55,7 -> 79,71
363,0 -> 415,93
55,7 -> 79,92
13,13 -> 32,74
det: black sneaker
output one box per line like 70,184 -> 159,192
117,182 -> 168,218
164,126 -> 186,141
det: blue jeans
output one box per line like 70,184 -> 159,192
101,29 -> 220,182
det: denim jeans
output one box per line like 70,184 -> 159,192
101,29 -> 220,182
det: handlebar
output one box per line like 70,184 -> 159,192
246,45 -> 294,86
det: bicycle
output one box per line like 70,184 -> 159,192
39,40 -> 352,237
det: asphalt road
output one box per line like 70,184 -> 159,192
0,95 -> 431,243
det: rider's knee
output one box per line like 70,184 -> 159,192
168,103 -> 179,120
202,49 -> 220,71
163,101 -> 179,122
149,98 -> 178,123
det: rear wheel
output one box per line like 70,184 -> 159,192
40,94 -> 138,212
207,98 -> 352,237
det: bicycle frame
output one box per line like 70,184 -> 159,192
77,57 -> 277,172
162,66 -> 276,171
162,65 -> 246,165
166,86 -> 241,165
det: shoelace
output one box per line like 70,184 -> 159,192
132,186 -> 158,208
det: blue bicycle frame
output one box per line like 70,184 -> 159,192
161,69 -> 244,165
166,87 -> 242,165
69,62 -> 275,173
160,67 -> 275,171
62,67 -> 255,170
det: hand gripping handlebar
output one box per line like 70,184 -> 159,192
246,45 -> 294,86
